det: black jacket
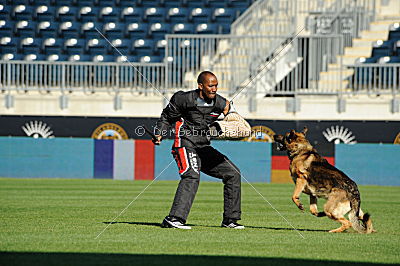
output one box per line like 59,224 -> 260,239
156,89 -> 227,148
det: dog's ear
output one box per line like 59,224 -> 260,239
302,127 -> 308,136
273,134 -> 284,142
287,130 -> 296,143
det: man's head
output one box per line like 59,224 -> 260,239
197,71 -> 218,100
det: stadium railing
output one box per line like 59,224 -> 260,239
0,61 -> 165,94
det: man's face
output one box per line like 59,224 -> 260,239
199,74 -> 218,99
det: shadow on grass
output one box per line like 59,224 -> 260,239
0,252 -> 382,266
103,221 -> 328,232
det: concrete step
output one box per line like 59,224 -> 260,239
319,69 -> 354,81
360,30 -> 389,39
353,38 -> 382,48
344,46 -> 372,57
370,20 -> 400,31
337,54 -> 362,65
317,80 -> 350,92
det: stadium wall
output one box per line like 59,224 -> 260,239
0,138 -> 399,186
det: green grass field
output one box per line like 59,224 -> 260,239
0,178 -> 399,266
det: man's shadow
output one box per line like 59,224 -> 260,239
102,221 -> 327,232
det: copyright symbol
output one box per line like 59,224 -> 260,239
135,126 -> 145,137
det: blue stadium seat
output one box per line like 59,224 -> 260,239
389,30 -> 400,41
196,23 -> 219,34
379,56 -> 400,63
97,0 -> 116,7
228,0 -> 250,8
103,22 -> 124,38
143,7 -> 166,22
166,7 -> 189,23
0,20 -> 13,36
34,6 -> 56,21
132,38 -> 154,55
1,53 -> 24,60
63,38 -> 86,54
0,36 -> 19,54
20,37 -> 41,54
0,4 -> 12,20
46,54 -> 69,61
172,23 -> 194,34
24,53 -> 47,61
80,21 -> 103,38
92,54 -> 115,62
205,0 -> 227,8
86,38 -> 108,54
371,40 -> 394,57
140,55 -> 163,63
125,22 -> 148,39
55,0 -> 77,6
108,38 -> 132,55
212,8 -> 237,23
68,54 -> 92,61
76,0 -> 95,6
56,6 -> 78,22
78,6 -> 99,22
154,38 -> 166,55
12,4 -> 32,20
148,22 -> 170,38
120,6 -> 143,23
138,0 -> 160,7
33,0 -> 54,6
14,20 -> 36,37
116,0 -> 139,7
161,0 -> 181,7
115,55 -> 140,62
395,40 -> 400,56
184,0 -> 205,8
60,21 -> 81,38
42,37 -> 63,54
189,7 -> 211,23
36,21 -> 59,38
98,6 -> 120,22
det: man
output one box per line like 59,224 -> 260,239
153,71 -> 245,229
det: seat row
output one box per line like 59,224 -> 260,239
0,4 -> 244,24
0,36 -> 194,57
1,0 -> 253,8
0,20 -> 227,39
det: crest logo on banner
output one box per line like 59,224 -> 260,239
394,132 -> 400,144
22,121 -> 55,138
323,126 -> 357,144
91,123 -> 129,140
243,126 -> 275,142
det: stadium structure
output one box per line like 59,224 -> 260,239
0,0 -> 399,183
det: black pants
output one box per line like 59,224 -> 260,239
169,145 -> 241,223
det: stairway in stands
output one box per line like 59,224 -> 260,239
318,0 -> 400,92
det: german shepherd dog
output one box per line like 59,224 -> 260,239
273,128 -> 374,233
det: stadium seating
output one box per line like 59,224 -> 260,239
0,0 -> 253,62
353,22 -> 400,87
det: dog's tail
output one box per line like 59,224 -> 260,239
348,197 -> 373,234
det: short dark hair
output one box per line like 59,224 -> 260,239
197,71 -> 216,84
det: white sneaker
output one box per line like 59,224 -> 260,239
162,217 -> 192,230
221,222 -> 245,229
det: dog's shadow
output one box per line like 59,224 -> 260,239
102,222 -> 327,232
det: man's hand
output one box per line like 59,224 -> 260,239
152,135 -> 162,145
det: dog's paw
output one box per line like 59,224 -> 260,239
297,203 -> 304,211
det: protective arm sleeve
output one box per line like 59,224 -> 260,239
155,93 -> 183,136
